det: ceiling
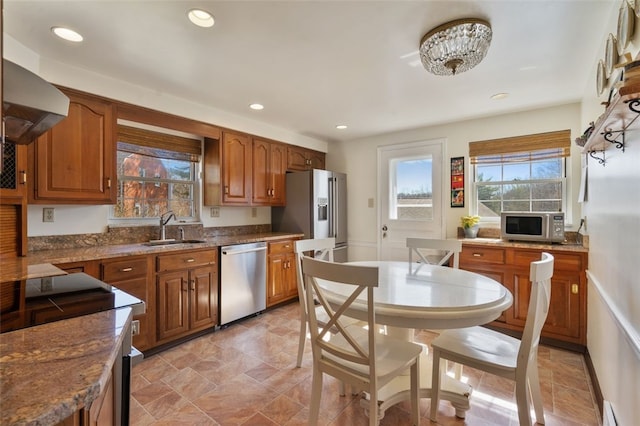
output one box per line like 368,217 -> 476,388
3,1 -> 614,143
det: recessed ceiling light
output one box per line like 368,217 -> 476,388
490,93 -> 509,100
336,125 -> 348,130
188,9 -> 215,28
51,26 -> 83,42
249,103 -> 264,110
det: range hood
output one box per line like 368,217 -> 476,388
2,59 -> 70,144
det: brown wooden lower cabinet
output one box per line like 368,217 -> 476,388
155,248 -> 218,345
459,243 -> 587,350
101,255 -> 152,351
267,239 -> 298,307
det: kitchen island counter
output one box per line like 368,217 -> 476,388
0,307 -> 132,425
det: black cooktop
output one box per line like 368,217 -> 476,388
1,273 -> 116,333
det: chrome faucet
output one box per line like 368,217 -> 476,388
159,210 -> 176,240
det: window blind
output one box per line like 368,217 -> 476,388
117,125 -> 202,162
469,129 -> 570,164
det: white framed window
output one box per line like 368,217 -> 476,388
111,125 -> 201,221
470,130 -> 570,221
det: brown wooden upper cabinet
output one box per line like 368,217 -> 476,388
28,88 -> 116,204
204,130 -> 252,206
287,145 -> 325,171
252,138 -> 287,206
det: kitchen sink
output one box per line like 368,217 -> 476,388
143,239 -> 207,246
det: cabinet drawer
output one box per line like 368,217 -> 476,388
102,258 -> 148,281
513,250 -> 584,271
460,246 -> 506,265
269,240 -> 294,255
156,250 -> 216,272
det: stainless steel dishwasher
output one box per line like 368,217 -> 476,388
220,242 -> 267,325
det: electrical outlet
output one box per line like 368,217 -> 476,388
251,207 -> 257,218
131,320 -> 140,336
210,207 -> 220,217
368,198 -> 374,208
43,208 -> 55,222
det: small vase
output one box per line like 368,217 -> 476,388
464,225 -> 479,238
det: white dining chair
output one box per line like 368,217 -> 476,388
301,256 -> 422,426
294,238 -> 336,368
407,237 -> 464,378
430,252 -> 554,426
406,238 -> 462,274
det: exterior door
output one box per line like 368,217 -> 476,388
378,139 -> 445,260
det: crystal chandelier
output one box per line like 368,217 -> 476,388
419,18 -> 492,76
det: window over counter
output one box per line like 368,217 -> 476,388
469,130 -> 570,221
111,124 -> 202,220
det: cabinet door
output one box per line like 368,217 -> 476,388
87,369 -> 114,426
287,146 -> 309,171
511,269 -> 582,340
462,267 -> 510,323
253,139 -> 287,206
267,253 -> 288,306
189,265 -> 217,330
252,138 -> 271,205
156,270 -> 189,341
284,252 -> 298,298
222,131 -> 252,205
307,150 -> 325,170
270,143 -> 287,205
30,90 -> 116,204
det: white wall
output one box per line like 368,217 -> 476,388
580,4 -> 640,424
328,104 -> 583,261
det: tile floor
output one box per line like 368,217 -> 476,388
130,302 -> 601,425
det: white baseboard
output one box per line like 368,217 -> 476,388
603,401 -> 617,426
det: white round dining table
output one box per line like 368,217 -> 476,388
319,260 -> 512,329
315,260 -> 514,419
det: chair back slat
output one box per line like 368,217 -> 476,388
517,252 -> 554,367
406,238 -> 462,271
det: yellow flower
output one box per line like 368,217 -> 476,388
461,215 -> 480,228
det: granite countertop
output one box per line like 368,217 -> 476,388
1,232 -> 303,282
0,307 -> 132,425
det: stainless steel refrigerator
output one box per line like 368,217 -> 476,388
272,169 -> 348,262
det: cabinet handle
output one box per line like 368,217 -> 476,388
20,171 -> 27,185
120,267 -> 133,272
106,178 -> 111,189
571,283 -> 579,294
182,281 -> 188,292
186,258 -> 195,263
191,280 -> 196,291
472,253 -> 483,257
224,185 -> 229,194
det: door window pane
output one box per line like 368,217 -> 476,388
391,157 -> 433,220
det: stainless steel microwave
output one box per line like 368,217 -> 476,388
500,212 -> 565,243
